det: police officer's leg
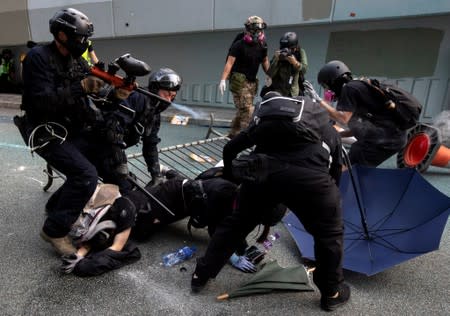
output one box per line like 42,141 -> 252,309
39,139 -> 98,238
195,181 -> 270,280
84,140 -> 132,194
272,166 -> 344,297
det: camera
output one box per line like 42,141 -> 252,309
278,48 -> 292,61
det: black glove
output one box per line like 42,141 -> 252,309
61,253 -> 84,274
244,245 -> 265,264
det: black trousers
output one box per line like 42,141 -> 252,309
196,164 -> 344,296
38,136 -> 99,237
349,140 -> 403,167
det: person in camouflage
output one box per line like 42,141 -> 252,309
219,16 -> 270,138
230,80 -> 258,136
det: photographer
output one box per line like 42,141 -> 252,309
266,32 -> 308,97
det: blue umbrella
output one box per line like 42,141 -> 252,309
283,166 -> 450,276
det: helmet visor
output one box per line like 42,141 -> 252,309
158,73 -> 182,91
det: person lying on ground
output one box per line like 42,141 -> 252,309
60,184 -> 141,277
125,167 -> 287,273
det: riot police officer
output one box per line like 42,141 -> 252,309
120,68 -> 182,186
18,8 -> 106,255
191,92 -> 350,311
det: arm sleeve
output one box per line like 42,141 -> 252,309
336,84 -> 358,113
22,48 -> 85,116
72,243 -> 141,277
266,55 -> 280,78
142,114 -> 161,176
299,48 -> 308,75
222,130 -> 254,177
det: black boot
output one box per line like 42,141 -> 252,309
320,283 -> 351,311
191,266 -> 210,293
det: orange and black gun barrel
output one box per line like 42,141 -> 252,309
89,54 -> 171,105
90,65 -> 136,91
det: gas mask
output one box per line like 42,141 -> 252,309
63,35 -> 89,58
244,30 -> 265,44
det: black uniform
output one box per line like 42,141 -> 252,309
119,91 -> 164,180
194,96 -> 345,297
20,42 -> 100,238
127,169 -> 286,255
129,174 -> 242,242
338,80 -> 407,166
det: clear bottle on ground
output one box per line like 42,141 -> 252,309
162,245 -> 197,267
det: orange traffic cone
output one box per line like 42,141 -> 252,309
397,123 -> 450,172
431,145 -> 450,168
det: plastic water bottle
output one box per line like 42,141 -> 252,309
246,232 -> 281,264
162,246 -> 197,267
261,232 -> 281,251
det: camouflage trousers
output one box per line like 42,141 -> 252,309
229,80 -> 257,138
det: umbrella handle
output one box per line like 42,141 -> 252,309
341,146 -> 370,238
217,293 -> 230,300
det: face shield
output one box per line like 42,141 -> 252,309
157,73 -> 182,91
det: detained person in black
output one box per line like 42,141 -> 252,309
191,92 -> 350,311
317,60 -> 407,166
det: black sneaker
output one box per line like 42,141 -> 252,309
320,283 -> 350,311
191,272 -> 209,293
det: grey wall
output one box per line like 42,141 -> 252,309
0,1 -> 449,121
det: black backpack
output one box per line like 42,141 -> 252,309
253,93 -> 330,143
361,79 -> 422,130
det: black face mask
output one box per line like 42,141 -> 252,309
154,99 -> 171,114
62,37 -> 89,59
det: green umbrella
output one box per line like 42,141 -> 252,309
217,260 -> 313,300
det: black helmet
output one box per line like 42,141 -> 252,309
148,68 -> 182,92
280,32 -> 298,49
49,8 -> 93,38
49,8 -> 93,58
317,60 -> 352,91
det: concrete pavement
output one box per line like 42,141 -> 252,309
1,96 -> 450,315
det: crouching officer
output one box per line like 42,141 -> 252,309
16,8 -> 106,255
120,68 -> 182,187
191,92 -> 351,311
